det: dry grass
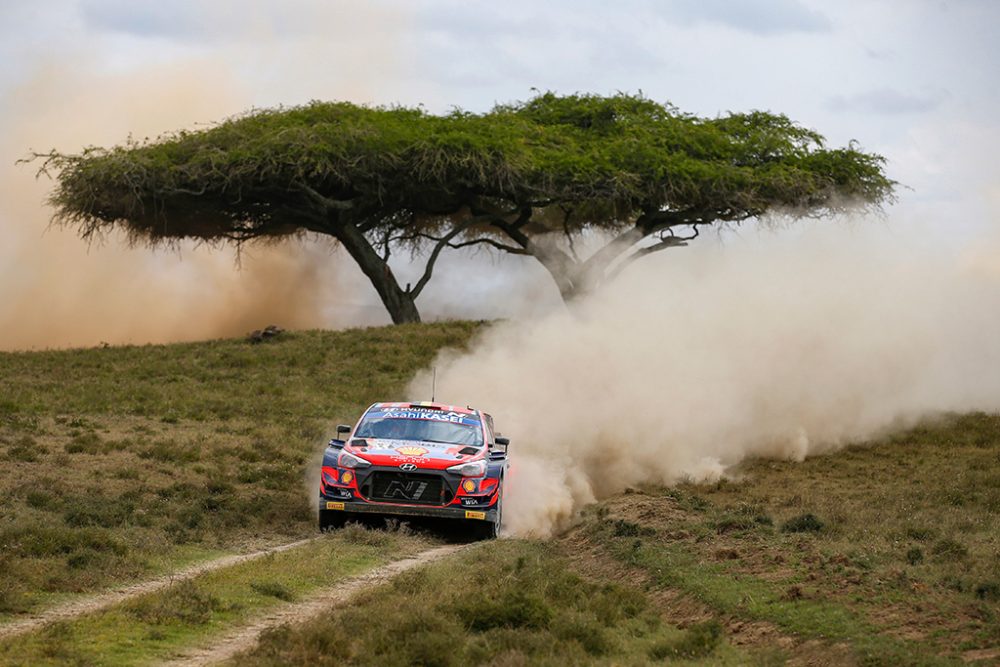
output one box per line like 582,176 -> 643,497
235,540 -> 755,666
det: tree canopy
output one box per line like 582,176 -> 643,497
35,92 -> 894,321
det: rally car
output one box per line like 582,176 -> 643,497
318,401 -> 508,539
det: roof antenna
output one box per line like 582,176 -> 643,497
432,367 -> 437,403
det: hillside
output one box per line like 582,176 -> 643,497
1,323 -> 997,666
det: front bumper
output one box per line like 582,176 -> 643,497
320,498 -> 498,522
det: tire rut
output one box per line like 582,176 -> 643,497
158,542 -> 470,666
0,537 -> 320,641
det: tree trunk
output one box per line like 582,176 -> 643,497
522,225 -> 652,304
335,220 -> 421,324
518,238 -> 585,303
524,242 -> 609,304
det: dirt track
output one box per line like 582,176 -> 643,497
0,537 -> 320,640
157,543 -> 468,666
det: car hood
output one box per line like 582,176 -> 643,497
345,438 -> 483,470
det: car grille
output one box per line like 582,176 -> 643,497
365,471 -> 449,505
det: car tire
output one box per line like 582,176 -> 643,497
474,492 -> 502,540
319,509 -> 347,532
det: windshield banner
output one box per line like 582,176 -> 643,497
366,407 -> 480,426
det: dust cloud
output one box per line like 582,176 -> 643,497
410,223 -> 1000,536
0,60 -> 381,351
0,0 -> 412,351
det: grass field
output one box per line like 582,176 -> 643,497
2,322 -> 998,665
571,412 -> 1000,665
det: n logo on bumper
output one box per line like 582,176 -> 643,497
383,480 -> 429,501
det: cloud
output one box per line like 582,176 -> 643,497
79,0 -> 403,43
827,87 -> 945,115
664,0 -> 830,35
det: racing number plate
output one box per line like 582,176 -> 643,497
326,502 -> 345,510
464,510 -> 486,520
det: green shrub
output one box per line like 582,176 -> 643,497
63,495 -> 134,528
139,438 -> 200,463
552,613 -> 611,655
905,526 -> 935,541
931,538 -> 968,561
7,435 -> 42,461
25,490 -> 59,511
649,620 -> 723,660
974,581 -> 1000,601
610,519 -> 655,537
714,515 -> 756,533
465,591 -> 553,631
250,581 -> 296,602
126,581 -> 226,625
1,524 -> 124,558
64,431 -> 102,454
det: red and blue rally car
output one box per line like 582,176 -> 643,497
318,401 -> 508,539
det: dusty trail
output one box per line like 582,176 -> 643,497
159,542 -> 469,666
0,536 -> 320,640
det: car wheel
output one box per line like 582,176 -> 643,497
475,492 -> 502,540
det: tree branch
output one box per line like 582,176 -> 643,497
447,237 -> 529,255
407,222 -> 472,299
294,182 -> 355,212
605,227 -> 701,282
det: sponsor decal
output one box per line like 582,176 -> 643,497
396,446 -> 428,456
462,479 -> 476,493
326,502 -> 345,510
340,471 -> 354,485
369,407 -> 480,426
465,510 -> 486,520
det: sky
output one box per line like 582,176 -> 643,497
0,0 -> 997,347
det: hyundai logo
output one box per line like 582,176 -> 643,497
399,463 -> 418,472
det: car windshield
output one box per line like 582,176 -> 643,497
355,417 -> 483,446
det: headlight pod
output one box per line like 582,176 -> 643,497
447,460 -> 487,477
338,451 -> 371,469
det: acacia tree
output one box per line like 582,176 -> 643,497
35,93 -> 893,321
402,94 -> 895,300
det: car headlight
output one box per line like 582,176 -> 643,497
338,451 -> 371,469
447,460 -> 487,477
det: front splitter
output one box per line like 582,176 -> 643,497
321,498 -> 497,522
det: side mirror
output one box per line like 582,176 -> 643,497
337,424 -> 352,435
491,436 -> 510,460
